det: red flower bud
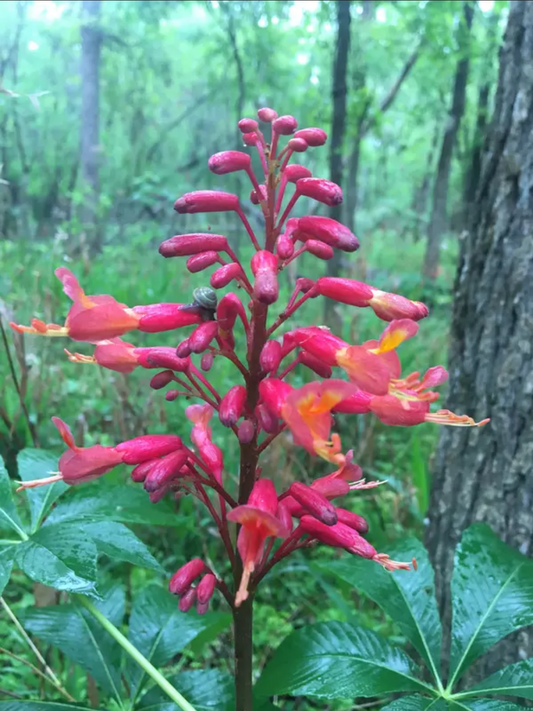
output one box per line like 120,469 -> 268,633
276,233 -> 295,259
300,516 -> 377,558
288,138 -> 308,152
133,304 -> 202,333
272,115 -> 298,135
159,234 -> 228,258
289,482 -> 337,526
135,347 -> 189,372
369,289 -> 429,322
250,184 -> 267,204
174,190 -> 239,214
305,240 -> 334,260
260,340 -> 282,374
219,385 -> 247,427
208,151 -> 251,175
169,558 -> 207,595
216,293 -> 245,332
186,252 -> 220,273
297,216 -> 359,252
316,277 -> 374,307
210,263 -> 243,289
296,178 -> 342,206
259,378 -> 293,418
178,588 -> 197,612
144,449 -> 189,492
238,419 -> 255,444
289,326 -> 348,365
295,276 -> 316,294
277,501 -> 294,534
189,321 -> 218,354
196,573 -> 217,604
299,351 -> 332,378
335,508 -> 369,534
115,434 -> 182,464
257,107 -> 278,122
176,339 -> 191,358
130,459 -> 157,483
201,351 -> 214,371
293,127 -> 327,146
284,164 -> 312,183
238,118 -> 259,133
165,390 -> 180,401
251,250 -> 279,305
255,404 -> 278,433
150,370 -> 174,390
242,132 -> 258,146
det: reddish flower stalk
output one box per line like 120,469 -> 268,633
12,106 -> 489,711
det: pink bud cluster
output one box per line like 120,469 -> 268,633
13,106 -> 487,613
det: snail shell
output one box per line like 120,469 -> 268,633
193,287 -> 217,310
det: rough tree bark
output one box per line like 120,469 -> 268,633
324,0 -> 351,329
426,0 -> 533,677
80,0 -> 102,250
423,1 -> 474,279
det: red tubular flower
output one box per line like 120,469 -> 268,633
281,380 -> 356,464
272,115 -> 298,135
316,277 -> 374,307
186,251 -> 221,273
257,107 -> 277,122
251,251 -> 279,305
369,289 -> 429,322
68,340 -> 192,374
299,352 -> 333,378
144,449 -> 189,492
300,516 -> 377,558
296,178 -> 342,206
132,303 -> 203,333
219,385 -> 247,427
159,234 -> 228,258
115,434 -> 183,464
260,340 -> 282,374
370,395 -> 489,428
258,379 -> 294,418
288,326 -> 349,366
228,479 -> 289,606
333,389 -> 373,414
336,319 -> 419,395
174,190 -> 240,214
293,127 -> 327,146
216,293 -> 247,333
210,263 -> 243,289
150,370 -> 175,390
277,500 -> 294,533
289,482 -> 337,525
189,321 -> 219,354
335,508 -> 369,534
208,151 -> 251,175
186,405 -> 224,482
11,268 -> 141,342
136,347 -> 190,372
238,118 -> 259,133
169,558 -> 207,595
297,216 -> 359,252
255,404 -> 279,433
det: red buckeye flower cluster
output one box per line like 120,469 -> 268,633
12,107 -> 489,612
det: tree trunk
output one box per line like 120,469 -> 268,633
426,0 -> 533,679
423,1 -> 474,279
324,0 -> 352,329
80,0 -> 102,250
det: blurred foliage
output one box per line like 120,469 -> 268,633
0,0 -> 508,708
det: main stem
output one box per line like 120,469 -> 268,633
233,163 -> 276,711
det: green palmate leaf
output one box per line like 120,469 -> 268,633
256,621 -> 429,700
0,456 -> 24,536
0,704 -> 99,711
138,669 -> 235,711
24,584 -> 125,699
323,537 -> 442,681
449,524 -> 533,685
459,701 -> 527,711
127,585 -> 231,695
77,520 -> 162,571
0,545 -> 16,595
17,449 -> 67,532
381,696 -> 445,710
463,656 -> 533,701
16,521 -> 98,594
45,481 -> 185,527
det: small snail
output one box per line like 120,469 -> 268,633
180,287 -> 218,321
